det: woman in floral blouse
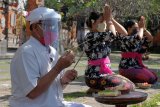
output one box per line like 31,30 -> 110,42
83,4 -> 135,93
118,16 -> 158,85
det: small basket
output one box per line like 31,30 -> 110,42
136,83 -> 151,89
98,90 -> 121,97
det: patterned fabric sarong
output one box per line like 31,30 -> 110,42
121,52 -> 146,68
119,68 -> 158,84
85,74 -> 135,91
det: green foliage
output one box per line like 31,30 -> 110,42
45,0 -> 63,11
131,93 -> 160,107
45,0 -> 104,17
150,0 -> 160,14
64,91 -> 87,101
44,0 -> 160,33
45,0 -> 160,19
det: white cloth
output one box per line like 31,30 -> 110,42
63,101 -> 92,107
9,36 -> 91,107
26,7 -> 61,24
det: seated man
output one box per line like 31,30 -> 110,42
9,7 -> 91,107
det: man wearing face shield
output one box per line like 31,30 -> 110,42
9,7 -> 91,107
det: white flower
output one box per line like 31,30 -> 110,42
91,19 -> 95,23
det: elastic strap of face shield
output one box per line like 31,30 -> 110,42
34,22 -> 46,46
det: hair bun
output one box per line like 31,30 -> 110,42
89,12 -> 100,21
124,20 -> 136,30
86,11 -> 101,28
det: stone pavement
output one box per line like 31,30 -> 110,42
0,50 -> 160,107
0,48 -> 16,59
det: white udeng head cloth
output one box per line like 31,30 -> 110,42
26,7 -> 61,24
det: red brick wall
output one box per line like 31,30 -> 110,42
0,11 -> 5,34
7,6 -> 17,34
0,5 -> 17,33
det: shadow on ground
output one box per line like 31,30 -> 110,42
74,75 -> 85,82
69,82 -> 86,86
63,91 -> 92,100
0,95 -> 11,101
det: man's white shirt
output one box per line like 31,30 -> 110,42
9,36 -> 92,107
10,36 -> 64,107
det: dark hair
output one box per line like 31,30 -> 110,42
124,20 -> 136,31
158,25 -> 160,30
30,24 -> 33,31
30,20 -> 42,31
86,12 -> 101,28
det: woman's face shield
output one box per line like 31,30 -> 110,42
42,18 -> 60,47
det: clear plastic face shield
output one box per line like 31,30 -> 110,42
41,18 -> 61,48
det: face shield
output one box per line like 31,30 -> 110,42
41,18 -> 61,48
